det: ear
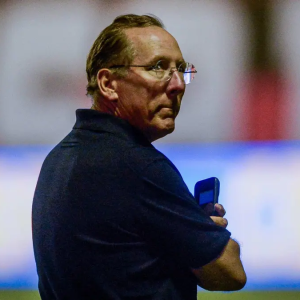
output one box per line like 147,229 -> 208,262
96,69 -> 118,102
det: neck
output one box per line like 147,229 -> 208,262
91,101 -> 158,143
92,100 -> 119,117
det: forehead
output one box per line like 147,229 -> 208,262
124,26 -> 184,63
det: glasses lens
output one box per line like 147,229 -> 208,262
154,60 -> 168,79
183,63 -> 196,85
152,61 -> 196,84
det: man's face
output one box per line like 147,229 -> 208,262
114,26 -> 186,142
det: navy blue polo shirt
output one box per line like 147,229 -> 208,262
32,109 -> 231,300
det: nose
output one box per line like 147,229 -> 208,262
166,70 -> 185,97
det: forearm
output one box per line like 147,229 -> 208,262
192,238 -> 247,291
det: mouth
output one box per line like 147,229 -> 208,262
158,107 -> 176,118
160,107 -> 173,112
155,103 -> 178,116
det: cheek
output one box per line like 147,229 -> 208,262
140,90 -> 162,115
123,80 -> 164,117
129,97 -> 152,121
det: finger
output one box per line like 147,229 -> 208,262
210,216 -> 228,228
214,203 -> 226,217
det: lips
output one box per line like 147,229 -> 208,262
159,108 -> 179,120
156,103 -> 177,112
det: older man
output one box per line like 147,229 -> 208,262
32,14 -> 246,300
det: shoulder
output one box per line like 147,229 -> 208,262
123,143 -> 177,172
123,145 -> 183,180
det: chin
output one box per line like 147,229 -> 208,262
162,118 -> 175,132
151,122 -> 175,141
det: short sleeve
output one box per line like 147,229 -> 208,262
133,157 -> 231,269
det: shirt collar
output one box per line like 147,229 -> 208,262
73,109 -> 152,147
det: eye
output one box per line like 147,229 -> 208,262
151,60 -> 168,71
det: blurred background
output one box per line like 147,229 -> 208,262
0,0 -> 299,299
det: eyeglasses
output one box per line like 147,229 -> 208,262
109,60 -> 197,85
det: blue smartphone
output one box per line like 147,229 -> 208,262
194,177 -> 220,216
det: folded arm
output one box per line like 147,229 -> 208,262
191,238 -> 246,291
191,204 -> 247,291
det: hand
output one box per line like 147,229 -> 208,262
210,204 -> 228,228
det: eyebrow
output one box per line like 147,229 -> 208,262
146,56 -> 186,66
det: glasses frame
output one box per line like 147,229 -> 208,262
109,60 -> 197,85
